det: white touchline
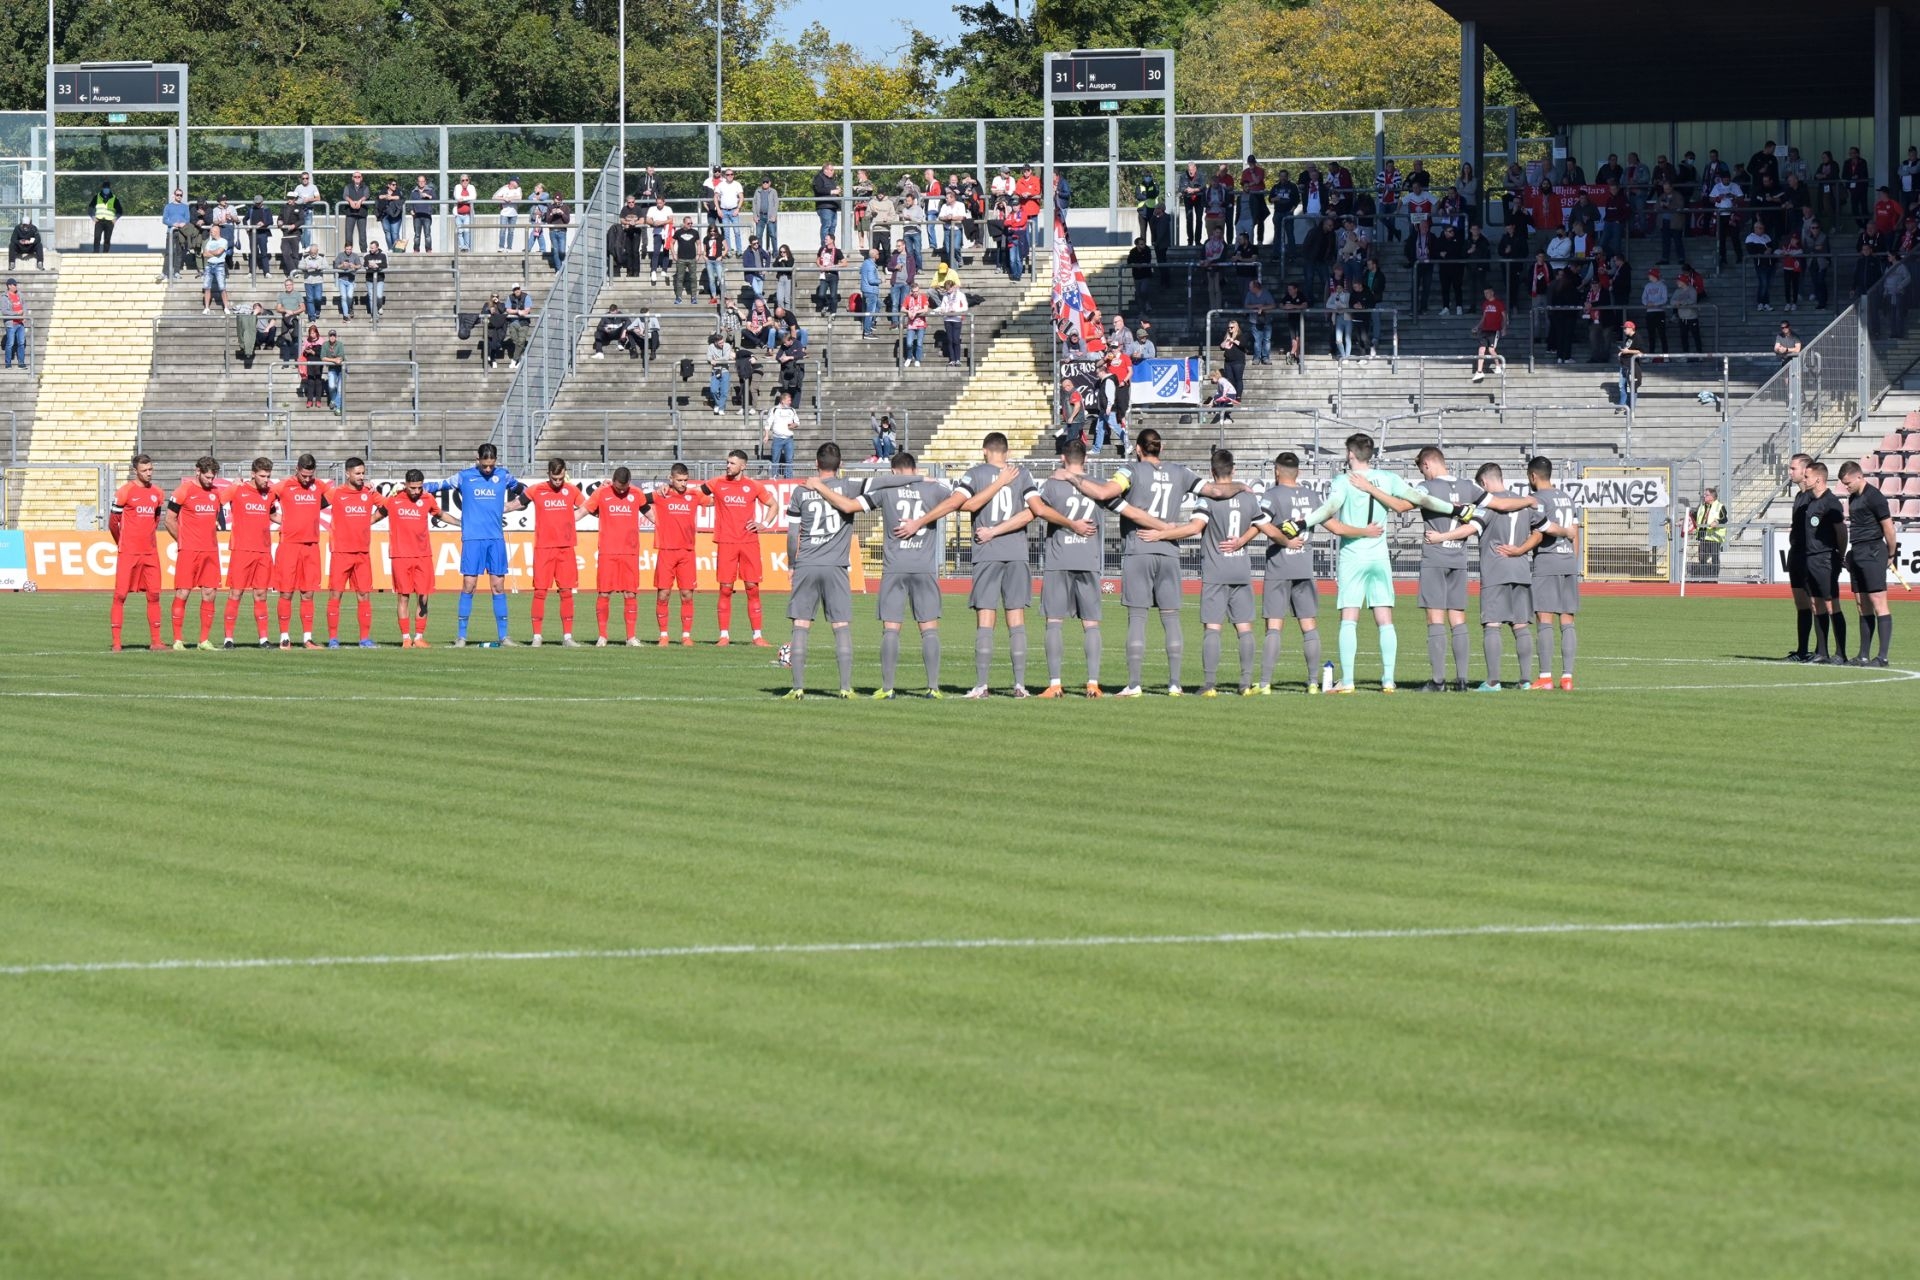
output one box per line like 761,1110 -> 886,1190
2,916 -> 1915,980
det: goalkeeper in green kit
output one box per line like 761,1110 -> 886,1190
1290,433 -> 1473,693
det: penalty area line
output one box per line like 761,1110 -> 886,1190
2,916 -> 1916,979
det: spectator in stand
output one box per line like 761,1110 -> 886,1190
1547,267 -> 1579,364
1873,185 -> 1904,242
1128,235 -> 1154,312
298,243 -> 328,319
1615,321 -> 1641,411
1406,221 -> 1434,316
2,277 -> 27,369
593,303 -> 635,359
1746,220 -> 1776,310
763,391 -> 798,476
452,174 -> 477,251
1881,254 -> 1912,338
1239,154 -> 1269,246
408,175 -> 436,253
637,196 -> 668,281
298,324 -> 325,407
1244,274 -> 1276,364
707,331 -> 735,414
161,188 -> 192,279
340,171 -> 372,251
939,189 -> 968,266
9,216 -> 45,272
866,188 -> 897,258
1774,319 -> 1803,361
664,216 -> 695,304
753,177 -> 780,253
776,327 -> 808,401
1201,223 -> 1230,312
491,177 -> 522,251
816,235 -> 844,312
363,241 -> 389,322
1348,275 -> 1375,361
937,280 -> 968,367
1709,168 -> 1744,266
1842,147 -> 1870,224
375,181 -> 404,254
858,248 -> 883,338
901,279 -> 930,367
813,163 -> 841,244
1435,224 -> 1466,315
289,172 -> 321,246
1325,273 -> 1351,361
273,281 -> 303,360
1276,281 -> 1308,368
872,412 -> 897,461
741,238 -> 768,299
1471,286 -> 1505,383
1656,180 -> 1686,264
321,328 -> 346,413
1232,232 -> 1260,289
1640,267 -> 1670,352
773,244 -> 796,311
526,184 -> 550,259
1748,141 -> 1780,190
240,303 -> 276,369
1359,257 -> 1388,355
245,196 -> 273,277
1672,272 -> 1701,352
1003,199 -> 1030,281
1176,162 -> 1204,245
1465,223 -> 1492,300
1779,233 -> 1804,311
1595,154 -> 1623,187
1014,164 -> 1042,226
1302,214 -> 1335,306
1546,224 -> 1573,273
1497,222 -> 1527,309
886,245 -> 912,323
1805,218 -> 1831,307
713,167 -> 745,253
333,244 -> 363,321
546,198 -> 571,271
1202,165 -> 1233,242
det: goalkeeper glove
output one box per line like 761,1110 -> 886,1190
1278,519 -> 1305,540
1452,503 -> 1478,524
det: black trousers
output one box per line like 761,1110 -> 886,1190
344,215 -> 368,251
92,220 -> 114,252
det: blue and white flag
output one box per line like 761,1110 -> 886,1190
1134,357 -> 1204,405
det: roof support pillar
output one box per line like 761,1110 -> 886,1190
1459,19 -> 1485,219
1874,5 -> 1902,204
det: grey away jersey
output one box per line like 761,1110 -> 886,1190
1256,482 -> 1317,579
1531,486 -> 1581,576
860,475 -> 953,575
1111,460 -> 1204,557
1419,475 -> 1488,568
1034,476 -> 1105,573
786,476 -> 864,568
1184,490 -> 1263,585
955,463 -> 1038,564
1472,505 -> 1546,585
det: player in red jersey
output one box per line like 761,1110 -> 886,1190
525,457 -> 585,646
384,468 -> 450,646
109,453 -> 166,651
324,456 -> 386,647
220,456 -> 278,647
271,452 -> 331,648
699,448 -> 774,646
647,463 -> 712,645
163,455 -> 225,649
584,466 -> 646,645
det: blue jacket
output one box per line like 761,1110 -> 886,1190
860,259 -> 882,292
162,200 -> 191,229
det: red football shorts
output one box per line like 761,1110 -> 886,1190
596,553 -> 639,594
390,557 -> 433,596
715,540 -> 762,585
114,554 -> 160,595
533,547 -> 579,590
328,551 -> 373,592
273,542 -> 321,592
227,550 -> 272,591
654,548 -> 697,591
174,550 -> 221,591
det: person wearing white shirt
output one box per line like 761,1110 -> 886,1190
936,281 -> 969,366
938,195 -> 968,266
644,197 -> 674,281
290,172 -> 322,247
713,167 -> 746,253
492,179 -> 522,251
1709,177 -> 1743,267
201,230 -> 229,313
452,175 -> 477,251
762,391 -> 799,477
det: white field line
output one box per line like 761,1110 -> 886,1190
2,916 -> 1915,980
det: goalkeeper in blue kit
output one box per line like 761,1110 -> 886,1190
1294,433 -> 1471,692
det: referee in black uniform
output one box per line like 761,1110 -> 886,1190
1784,452 -> 1815,660
1838,461 -> 1897,666
1801,462 -> 1850,664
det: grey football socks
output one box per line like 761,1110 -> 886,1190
922,627 -> 941,688
1560,622 -> 1577,676
880,627 -> 900,690
1513,622 -> 1535,683
834,625 -> 852,690
1163,614 -> 1185,687
1451,622 -> 1471,683
975,625 -> 993,686
1484,625 -> 1502,683
789,627 -> 809,689
1044,619 -> 1064,684
1083,623 -> 1102,684
1237,627 -> 1255,691
1202,628 -> 1222,687
1427,622 -> 1447,683
1262,628 -> 1281,686
1300,626 -> 1322,682
1008,623 -> 1027,688
1126,608 -> 1148,686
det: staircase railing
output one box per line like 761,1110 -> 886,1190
493,147 -> 623,468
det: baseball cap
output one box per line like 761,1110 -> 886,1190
1622,320 -> 1637,331
4,277 -> 15,286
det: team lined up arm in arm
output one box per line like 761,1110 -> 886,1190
895,464 -> 1018,537
1024,491 -> 1096,538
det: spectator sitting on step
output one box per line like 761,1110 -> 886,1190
241,304 -> 277,369
1208,368 -> 1239,423
871,412 -> 897,462
1128,320 -> 1156,361
297,245 -> 328,321
592,304 -> 637,360
9,216 -> 44,271
741,296 -> 773,349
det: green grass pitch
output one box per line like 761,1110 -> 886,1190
2,590 -> 1917,1278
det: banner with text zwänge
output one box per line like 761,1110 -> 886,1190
2,531 -> 855,593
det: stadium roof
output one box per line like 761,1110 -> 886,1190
1437,0 -> 1920,124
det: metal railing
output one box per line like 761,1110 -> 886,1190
1,462 -> 115,530
1522,303 -> 1728,369
1204,307 -> 1402,374
136,409 -> 296,463
1324,353 -> 1506,419
531,407 -> 684,463
499,147 -> 623,466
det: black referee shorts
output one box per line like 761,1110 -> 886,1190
1847,543 -> 1889,594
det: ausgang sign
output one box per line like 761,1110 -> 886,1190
1046,51 -> 1169,101
51,64 -> 187,113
